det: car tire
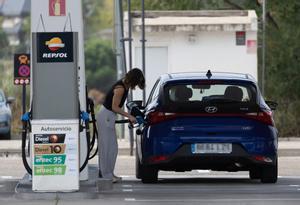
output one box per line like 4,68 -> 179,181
261,159 -> 278,183
249,168 -> 261,179
135,149 -> 141,179
140,165 -> 158,184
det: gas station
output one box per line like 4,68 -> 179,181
0,0 -> 299,204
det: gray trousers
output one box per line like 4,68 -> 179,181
96,106 -> 118,179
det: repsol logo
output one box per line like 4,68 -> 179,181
42,53 -> 68,58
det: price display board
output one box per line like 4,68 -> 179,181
31,120 -> 79,192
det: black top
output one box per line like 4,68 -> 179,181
103,80 -> 129,111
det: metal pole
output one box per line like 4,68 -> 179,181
141,0 -> 146,104
127,0 -> 135,156
119,0 -> 127,141
22,84 -> 26,114
115,0 -> 126,80
128,0 -> 132,70
262,0 -> 266,96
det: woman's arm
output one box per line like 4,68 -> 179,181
112,86 -> 136,123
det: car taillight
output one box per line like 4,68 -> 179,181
148,111 -> 177,125
148,155 -> 169,163
245,111 -> 274,126
253,155 -> 273,163
148,111 -> 274,126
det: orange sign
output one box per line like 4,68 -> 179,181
49,0 -> 66,16
34,144 -> 66,155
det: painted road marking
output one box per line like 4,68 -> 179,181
0,176 -> 13,179
289,185 -> 300,187
122,184 -> 133,188
122,189 -> 133,192
197,170 -> 210,173
0,185 -> 4,188
120,175 -> 130,178
124,198 -> 136,201
121,198 -> 300,202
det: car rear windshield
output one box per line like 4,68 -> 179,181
162,80 -> 258,113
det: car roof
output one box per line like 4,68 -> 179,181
160,71 -> 256,83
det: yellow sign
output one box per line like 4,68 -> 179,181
34,144 -> 66,155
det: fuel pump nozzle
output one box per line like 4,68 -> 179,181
115,101 -> 145,128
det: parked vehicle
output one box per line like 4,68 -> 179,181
135,71 -> 278,184
0,89 -> 14,139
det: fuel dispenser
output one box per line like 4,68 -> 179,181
21,32 -> 97,192
21,0 -> 103,193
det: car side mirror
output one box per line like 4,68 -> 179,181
6,97 -> 15,104
266,101 -> 278,111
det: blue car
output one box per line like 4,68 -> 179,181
0,89 -> 14,139
135,71 -> 278,183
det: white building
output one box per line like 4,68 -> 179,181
124,10 -> 258,100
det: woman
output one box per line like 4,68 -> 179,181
97,68 -> 145,183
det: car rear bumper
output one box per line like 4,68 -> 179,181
143,144 -> 277,171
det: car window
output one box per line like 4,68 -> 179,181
163,80 -> 257,112
146,78 -> 160,105
186,84 -> 252,102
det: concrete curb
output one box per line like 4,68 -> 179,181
1,148 -> 300,157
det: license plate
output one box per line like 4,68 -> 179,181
191,143 -> 232,154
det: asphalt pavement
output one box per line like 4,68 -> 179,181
1,173 -> 300,204
0,138 -> 300,204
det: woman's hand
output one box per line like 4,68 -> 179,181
128,115 -> 137,124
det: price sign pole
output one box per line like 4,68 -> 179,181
14,54 -> 31,114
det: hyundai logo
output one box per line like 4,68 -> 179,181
205,106 -> 218,113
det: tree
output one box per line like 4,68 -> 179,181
82,0 -> 114,40
85,38 -> 116,92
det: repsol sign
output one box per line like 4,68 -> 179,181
42,53 -> 68,58
37,32 -> 74,63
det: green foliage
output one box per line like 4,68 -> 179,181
82,0 -> 116,92
0,30 -> 9,58
85,38 -> 116,92
83,0 -> 114,39
129,0 -> 224,10
264,0 -> 300,137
